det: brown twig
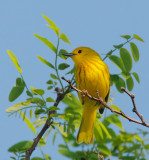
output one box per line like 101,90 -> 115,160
94,150 -> 104,160
61,77 -> 149,128
25,87 -> 64,160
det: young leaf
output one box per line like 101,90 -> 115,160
47,86 -> 53,90
48,106 -> 59,111
46,97 -> 56,103
7,50 -> 22,74
109,55 -> 125,72
33,89 -> 45,96
120,35 -> 131,40
47,25 -> 60,36
35,109 -> 45,115
53,132 -> 57,144
106,115 -> 123,130
132,72 -> 140,83
133,34 -> 144,42
50,73 -> 58,79
9,86 -> 24,102
113,44 -> 123,49
8,141 -> 33,152
31,157 -> 44,160
97,144 -> 111,156
58,63 -> 70,70
19,111 -> 36,134
37,56 -> 55,69
59,49 -> 68,60
42,14 -> 57,27
34,34 -> 57,53
60,33 -> 71,45
126,76 -> 134,91
30,97 -> 45,105
120,48 -> 132,72
46,80 -> 53,84
130,42 -> 139,62
110,105 -> 120,112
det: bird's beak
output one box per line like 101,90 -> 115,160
62,53 -> 76,57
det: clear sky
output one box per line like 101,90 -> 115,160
1,0 -> 149,159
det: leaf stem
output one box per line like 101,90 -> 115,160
55,37 -> 64,93
102,37 -> 134,61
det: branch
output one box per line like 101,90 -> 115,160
62,77 -> 149,128
94,150 -> 105,160
25,87 -> 64,160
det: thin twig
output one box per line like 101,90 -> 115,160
94,150 -> 104,160
62,77 -> 149,128
25,87 -> 64,160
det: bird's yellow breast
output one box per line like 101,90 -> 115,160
75,59 -> 110,105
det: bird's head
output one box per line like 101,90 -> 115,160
63,47 -> 102,65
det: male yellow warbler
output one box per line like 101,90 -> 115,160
64,47 -> 110,144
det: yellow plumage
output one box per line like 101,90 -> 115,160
66,47 -> 110,144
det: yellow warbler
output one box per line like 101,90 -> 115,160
64,47 -> 110,144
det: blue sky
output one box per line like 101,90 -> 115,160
1,0 -> 149,159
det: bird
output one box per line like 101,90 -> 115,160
63,47 -> 110,144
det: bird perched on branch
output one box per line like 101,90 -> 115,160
64,47 -> 110,144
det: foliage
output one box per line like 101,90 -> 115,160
6,15 -> 149,160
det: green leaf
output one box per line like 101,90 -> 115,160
46,97 -> 56,103
106,115 -> 123,130
115,77 -> 126,93
30,109 -> 33,119
47,86 -> 53,90
126,76 -> 134,91
42,14 -> 57,27
8,141 -> 33,153
35,109 -> 45,115
110,74 -> 119,83
47,25 -> 60,36
7,50 -> 22,74
29,97 -> 45,105
58,63 -> 70,70
120,48 -> 132,72
31,157 -> 44,160
109,55 -> 125,72
110,105 -> 120,112
33,89 -> 45,96
48,106 -> 59,111
37,56 -> 55,69
59,49 -> 68,60
26,90 -> 33,97
113,44 -> 123,49
34,34 -> 57,53
58,149 -> 76,158
46,80 -> 53,84
132,72 -> 140,83
97,144 -> 111,155
121,35 -> 131,40
121,72 -> 131,79
9,86 -> 24,102
120,156 -> 136,160
60,33 -> 71,45
133,34 -> 144,42
50,73 -> 58,79
20,111 -> 36,133
98,119 -> 111,139
30,87 -> 45,96
130,42 -> 139,62
53,132 -> 57,144
16,78 -> 25,86
94,120 -> 103,141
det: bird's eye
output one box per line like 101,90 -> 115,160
78,50 -> 82,54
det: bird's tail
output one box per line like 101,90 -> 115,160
76,105 -> 98,144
